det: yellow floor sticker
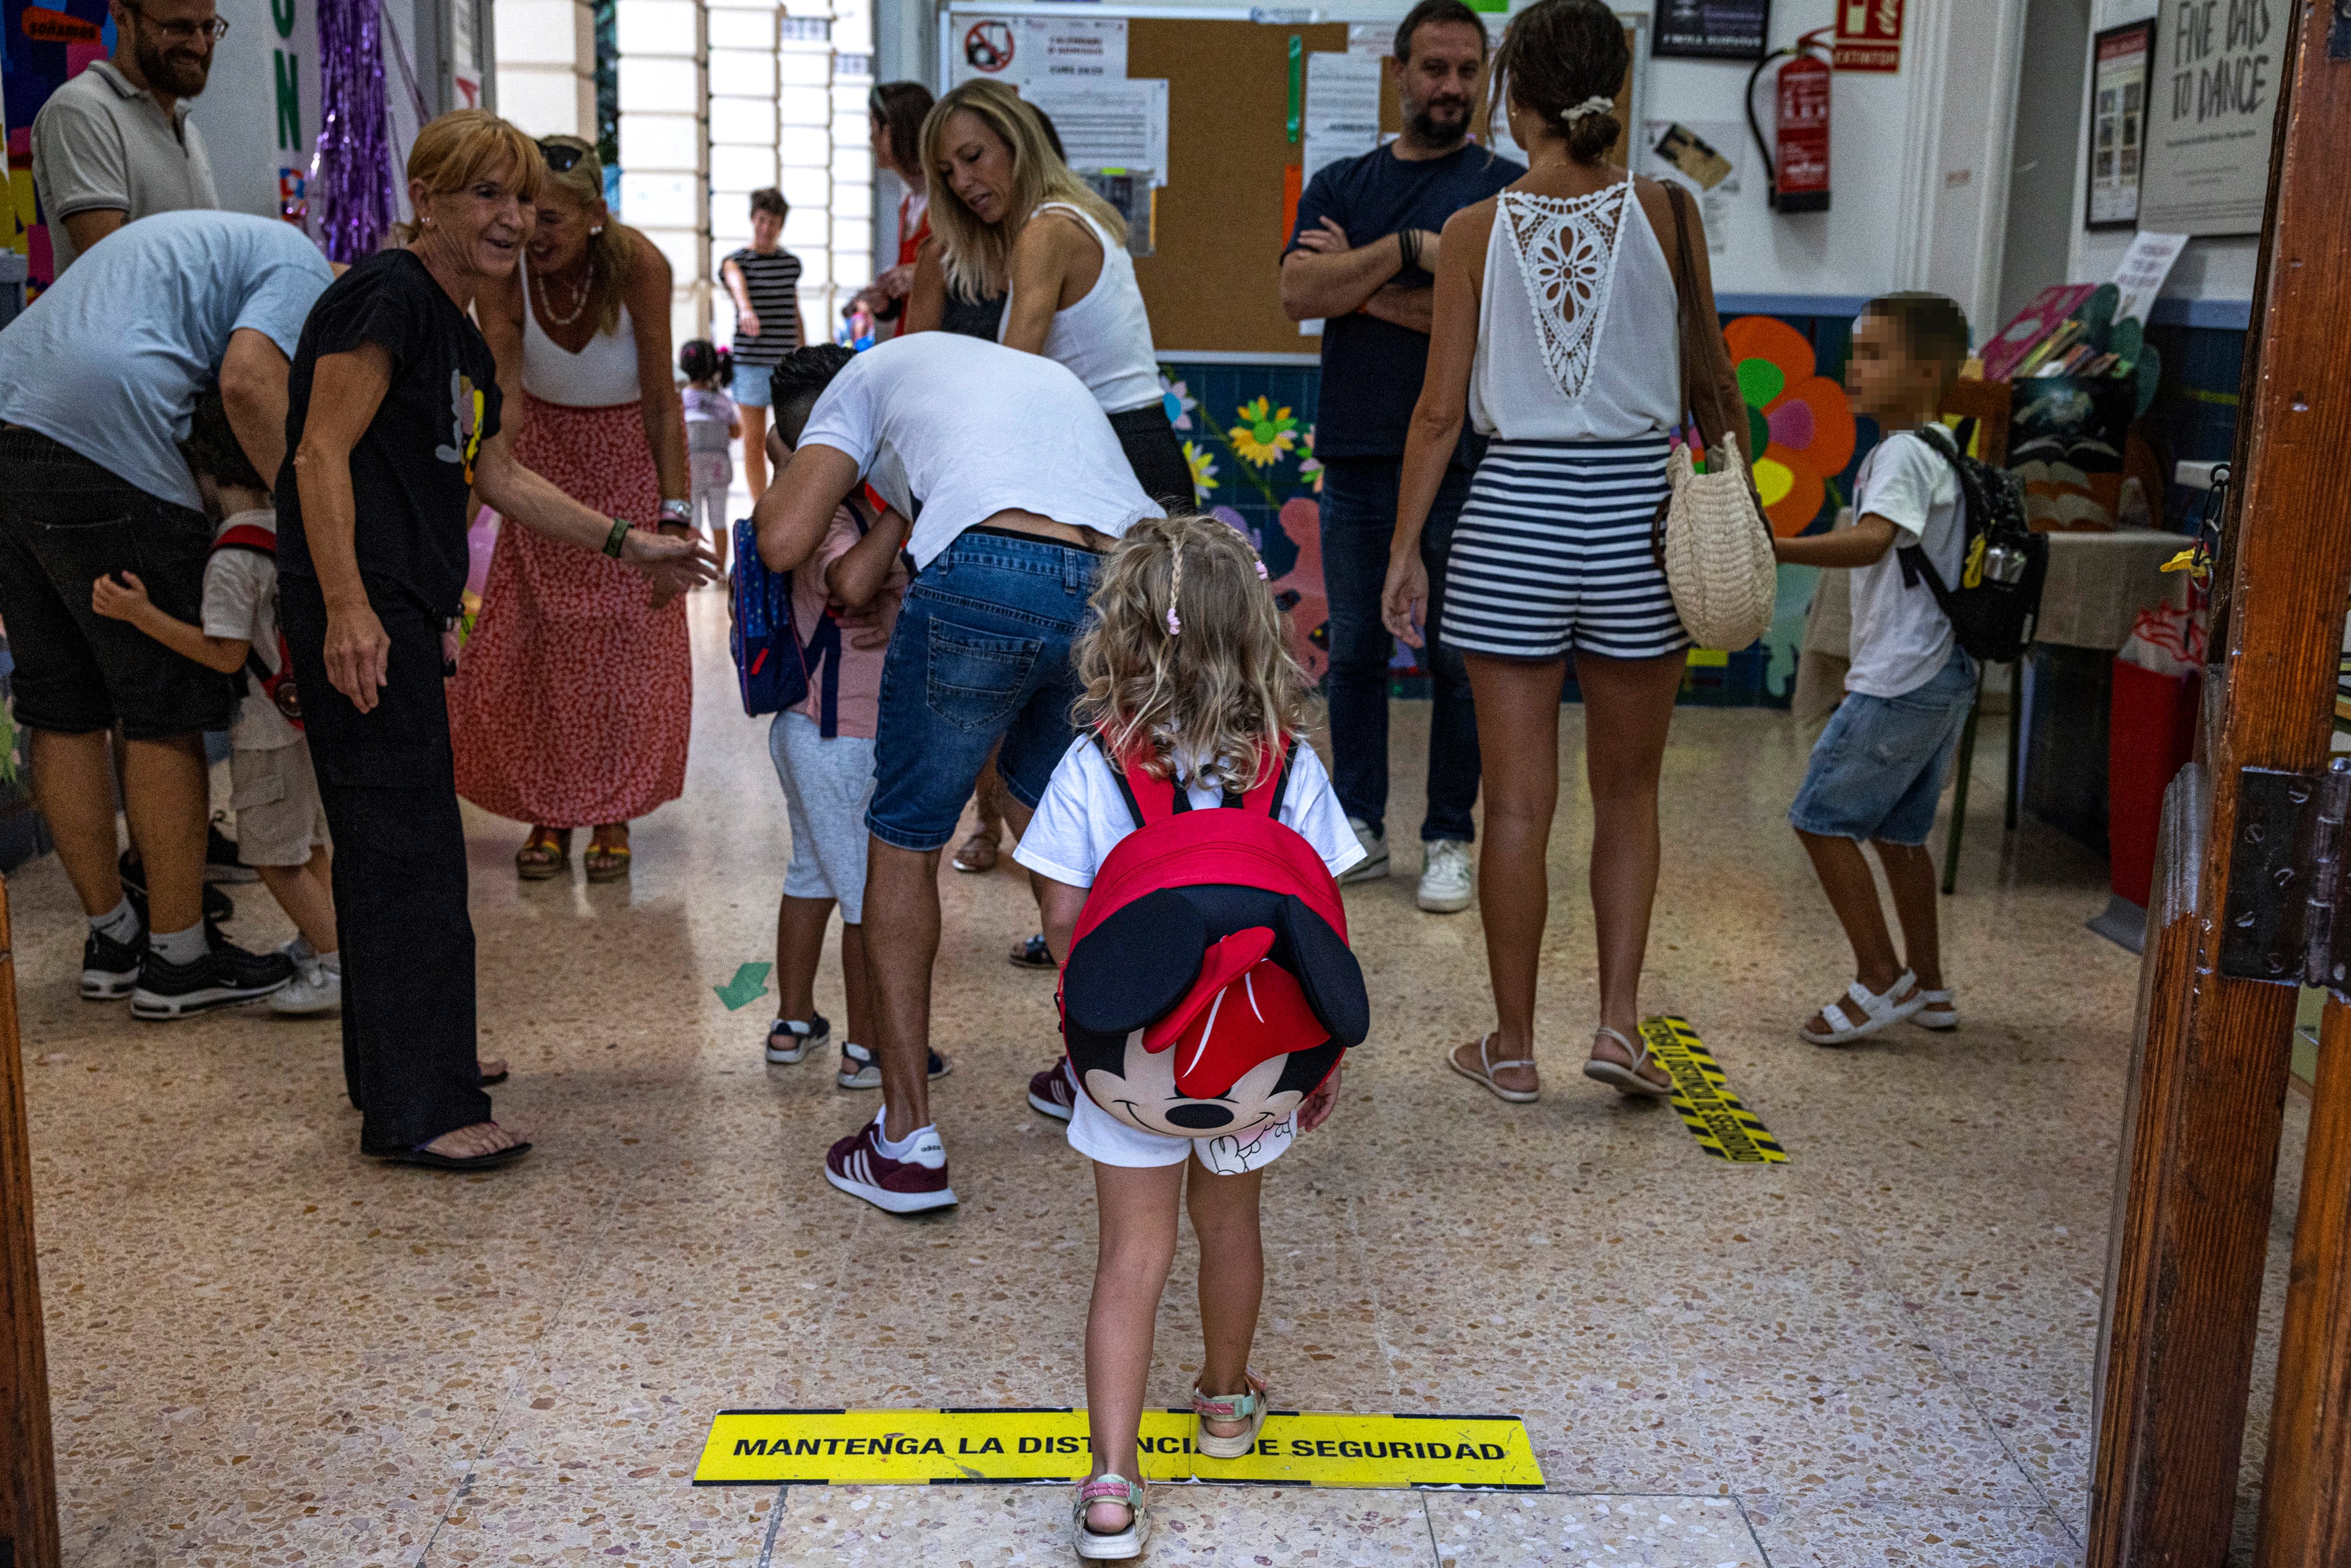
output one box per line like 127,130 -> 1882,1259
693,1408 -> 1543,1490
1641,1014 -> 1788,1164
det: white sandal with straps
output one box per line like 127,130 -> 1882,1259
1800,970 -> 1927,1046
1913,988 -> 1958,1030
1071,1471 -> 1150,1560
1448,1032 -> 1538,1103
1581,1025 -> 1674,1099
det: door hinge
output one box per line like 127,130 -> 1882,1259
2219,759 -> 2351,994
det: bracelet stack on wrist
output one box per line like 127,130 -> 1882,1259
602,516 -> 631,558
1398,228 -> 1422,273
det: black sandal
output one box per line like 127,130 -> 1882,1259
1009,934 -> 1054,970
369,1124 -> 532,1170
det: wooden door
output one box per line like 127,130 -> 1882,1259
0,877 -> 59,1568
2089,4 -> 2351,1563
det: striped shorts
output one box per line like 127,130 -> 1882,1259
1440,434 -> 1689,662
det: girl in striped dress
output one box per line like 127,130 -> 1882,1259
1378,0 -> 1743,1105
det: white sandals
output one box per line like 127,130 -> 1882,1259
1914,989 -> 1959,1030
1800,970 -> 1928,1046
1581,1026 -> 1674,1099
1193,1370 -> 1272,1459
1448,1032 -> 1538,1103
1071,1472 -> 1150,1560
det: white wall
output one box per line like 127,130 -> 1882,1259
191,0 -> 320,224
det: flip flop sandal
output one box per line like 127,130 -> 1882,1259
479,1063 -> 510,1087
951,832 -> 1000,873
1008,934 -> 1055,970
1800,970 -> 1927,1046
1071,1472 -> 1150,1560
1581,1025 -> 1674,1099
516,829 -> 572,880
584,839 -> 632,883
1447,1032 -> 1538,1103
1913,989 -> 1959,1030
370,1127 -> 533,1171
1193,1370 -> 1272,1459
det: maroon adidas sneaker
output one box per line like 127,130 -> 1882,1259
1028,1058 -> 1078,1121
824,1114 -> 957,1214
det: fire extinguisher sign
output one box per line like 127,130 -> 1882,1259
1832,0 -> 1904,73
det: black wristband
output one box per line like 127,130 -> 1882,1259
1397,228 -> 1420,273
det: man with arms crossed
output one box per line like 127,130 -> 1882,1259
32,0 -> 225,272
752,335 -> 1161,1213
1280,0 -> 1521,914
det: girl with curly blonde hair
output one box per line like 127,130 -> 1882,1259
1012,513 -> 1368,1559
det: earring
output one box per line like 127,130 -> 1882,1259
590,225 -> 604,236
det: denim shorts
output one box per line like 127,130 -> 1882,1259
1789,646 -> 1978,847
866,529 -> 1101,852
731,362 -> 773,409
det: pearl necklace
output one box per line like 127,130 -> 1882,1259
536,259 -> 595,328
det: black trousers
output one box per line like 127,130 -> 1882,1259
1109,403 -> 1196,512
279,572 -> 489,1152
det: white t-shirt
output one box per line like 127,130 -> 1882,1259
796,333 -> 1161,570
1014,734 -> 1366,890
200,510 -> 301,752
1846,430 -> 1965,699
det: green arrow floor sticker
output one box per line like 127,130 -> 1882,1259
714,962 -> 773,1011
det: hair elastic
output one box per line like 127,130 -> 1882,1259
1561,95 -> 1613,123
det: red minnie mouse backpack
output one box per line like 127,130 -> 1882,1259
1058,735 -> 1369,1169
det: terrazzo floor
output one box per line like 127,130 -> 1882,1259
12,592 -> 2306,1566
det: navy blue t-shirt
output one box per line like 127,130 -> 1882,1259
1285,142 -> 1523,459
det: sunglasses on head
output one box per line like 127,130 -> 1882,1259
537,139 -> 588,173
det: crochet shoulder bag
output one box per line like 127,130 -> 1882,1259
1652,181 -> 1776,652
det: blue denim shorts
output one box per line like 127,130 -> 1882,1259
866,529 -> 1102,852
1789,646 -> 1978,846
732,362 -> 773,409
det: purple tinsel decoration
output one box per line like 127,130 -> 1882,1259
311,0 -> 398,263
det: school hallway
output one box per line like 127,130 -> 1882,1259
11,593 -> 2297,1566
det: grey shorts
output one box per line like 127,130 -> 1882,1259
229,739 -> 331,866
769,709 -> 876,924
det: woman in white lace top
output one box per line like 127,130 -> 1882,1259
1379,0 -> 1743,1106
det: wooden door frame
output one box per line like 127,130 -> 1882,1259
0,877 -> 58,1568
2089,2 -> 2351,1563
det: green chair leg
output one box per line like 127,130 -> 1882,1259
1942,668 -> 1987,896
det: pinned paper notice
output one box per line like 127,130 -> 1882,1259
1303,52 -> 1382,186
1027,78 -> 1169,188
1346,22 -> 1394,57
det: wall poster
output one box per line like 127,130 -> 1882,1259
2136,0 -> 2280,236
1651,0 -> 1769,60
2086,18 -> 2153,229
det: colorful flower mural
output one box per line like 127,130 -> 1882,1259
1183,440 -> 1219,497
1298,425 -> 1324,493
1158,372 -> 1197,432
1228,396 -> 1300,467
1723,316 -> 1856,537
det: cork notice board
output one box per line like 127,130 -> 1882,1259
953,11 -> 1641,358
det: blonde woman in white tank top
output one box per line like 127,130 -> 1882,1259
924,80 -> 1194,509
1379,0 -> 1745,1107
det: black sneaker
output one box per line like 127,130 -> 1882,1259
205,821 -> 259,884
119,850 -> 236,927
129,939 -> 294,1020
81,922 -> 146,1001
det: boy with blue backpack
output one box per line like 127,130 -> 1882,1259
742,400 -> 946,1093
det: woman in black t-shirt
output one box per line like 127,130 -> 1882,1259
276,109 -> 712,1171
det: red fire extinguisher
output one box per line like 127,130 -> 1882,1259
1747,27 -> 1833,213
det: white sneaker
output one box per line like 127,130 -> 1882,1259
269,955 -> 342,1015
1416,840 -> 1475,913
1337,816 -> 1390,884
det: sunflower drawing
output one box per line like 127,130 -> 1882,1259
1183,439 -> 1219,496
1228,396 -> 1300,468
1722,316 -> 1858,537
1157,370 -> 1198,433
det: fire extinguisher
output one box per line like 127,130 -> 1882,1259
1747,27 -> 1833,213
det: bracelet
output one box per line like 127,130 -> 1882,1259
602,516 -> 631,558
1397,228 -> 1421,273
659,498 -> 692,524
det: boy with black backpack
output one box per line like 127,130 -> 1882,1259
1771,292 -> 2010,1049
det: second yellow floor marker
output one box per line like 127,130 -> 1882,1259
1640,1015 -> 1788,1164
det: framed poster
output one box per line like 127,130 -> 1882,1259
2136,0 -> 2281,236
1651,0 -> 1769,60
2086,18 -> 2154,230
